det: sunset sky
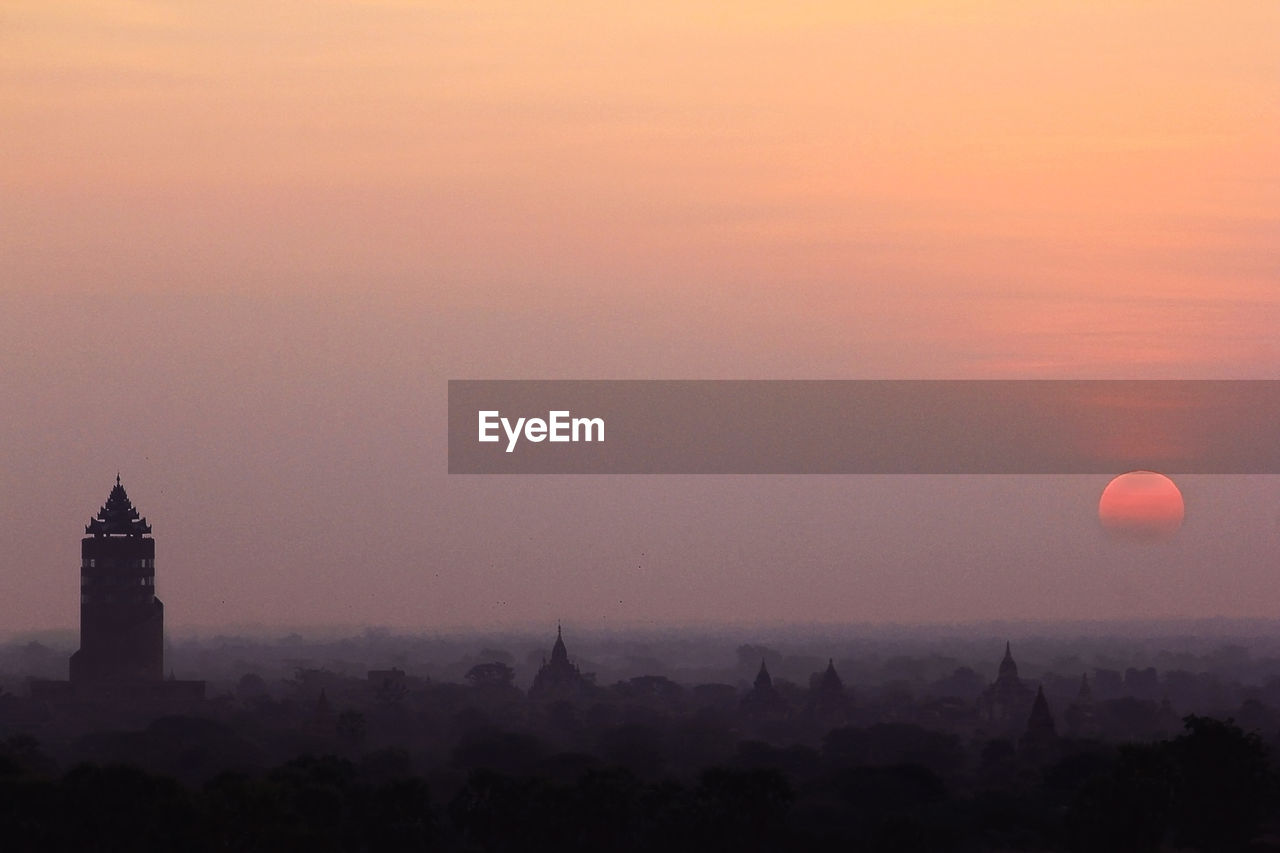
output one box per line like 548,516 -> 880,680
3,2 -> 1279,634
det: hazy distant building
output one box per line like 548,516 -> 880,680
740,659 -> 790,720
1092,668 -> 1123,699
806,658 -> 851,724
31,477 -> 203,705
977,642 -> 1035,728
1124,666 -> 1160,700
1064,673 -> 1099,737
1019,685 -> 1058,762
528,625 -> 594,701
308,688 -> 334,738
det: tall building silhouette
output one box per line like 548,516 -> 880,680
69,476 -> 164,683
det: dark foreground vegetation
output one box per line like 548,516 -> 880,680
2,714 -> 1280,852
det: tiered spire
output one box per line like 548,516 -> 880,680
817,658 -> 844,693
550,623 -> 568,664
85,475 -> 151,537
998,641 -> 1019,680
529,624 -> 591,700
1026,685 -> 1057,738
754,659 -> 773,690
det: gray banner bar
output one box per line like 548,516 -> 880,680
448,380 -> 1280,474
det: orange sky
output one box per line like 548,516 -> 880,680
6,3 -> 1277,356
2,2 -> 1279,633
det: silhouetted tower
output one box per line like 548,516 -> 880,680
977,641 -> 1034,727
1064,672 -> 1099,737
741,659 -> 789,719
815,658 -> 842,693
755,659 -> 771,689
308,688 -> 334,737
550,624 -> 569,667
998,641 -> 1017,679
529,624 -> 592,700
808,657 -> 851,723
1019,685 -> 1059,762
69,476 -> 164,683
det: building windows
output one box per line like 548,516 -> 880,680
80,558 -> 152,570
81,575 -> 154,588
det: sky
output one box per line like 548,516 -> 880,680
2,1 -> 1279,634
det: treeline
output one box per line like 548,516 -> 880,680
1,715 -> 1278,852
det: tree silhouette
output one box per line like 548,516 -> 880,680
1167,715 -> 1276,852
465,661 -> 515,688
336,710 -> 367,752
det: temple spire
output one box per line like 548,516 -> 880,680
755,659 -> 772,689
1026,685 -> 1057,737
1019,684 -> 1059,761
1078,673 -> 1093,702
998,641 -> 1019,680
550,624 -> 568,664
85,476 -> 151,537
818,658 -> 843,693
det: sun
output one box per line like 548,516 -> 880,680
1098,471 -> 1185,540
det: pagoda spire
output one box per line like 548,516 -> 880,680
817,658 -> 844,693
755,658 -> 772,689
1026,685 -> 1057,737
85,476 -> 151,537
998,641 -> 1019,680
550,623 -> 569,664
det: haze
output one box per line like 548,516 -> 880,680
2,2 -> 1278,633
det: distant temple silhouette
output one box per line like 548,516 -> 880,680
1019,684 -> 1059,762
740,659 -> 789,719
528,624 -> 594,701
1064,673 -> 1098,737
977,641 -> 1035,728
807,658 -> 851,723
31,477 -> 203,705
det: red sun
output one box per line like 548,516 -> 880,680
1098,471 -> 1184,540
